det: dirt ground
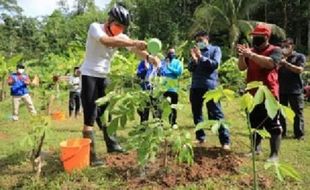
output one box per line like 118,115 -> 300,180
104,145 -> 245,189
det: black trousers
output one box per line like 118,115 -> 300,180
69,91 -> 81,116
81,75 -> 109,126
138,96 -> 162,123
163,91 -> 178,125
279,93 -> 304,137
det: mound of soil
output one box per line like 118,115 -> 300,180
104,145 -> 244,189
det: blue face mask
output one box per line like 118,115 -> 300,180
197,41 -> 207,49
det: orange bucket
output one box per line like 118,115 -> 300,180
60,138 -> 91,173
51,111 -> 65,121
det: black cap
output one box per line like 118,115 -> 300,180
108,4 -> 130,26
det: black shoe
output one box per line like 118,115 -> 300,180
90,158 -> 104,167
107,144 -> 125,153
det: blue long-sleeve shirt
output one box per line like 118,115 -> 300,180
160,58 -> 183,92
188,44 -> 222,89
136,60 -> 157,90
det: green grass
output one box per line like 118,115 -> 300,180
0,92 -> 310,190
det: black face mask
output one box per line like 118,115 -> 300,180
167,53 -> 176,61
252,36 -> 266,49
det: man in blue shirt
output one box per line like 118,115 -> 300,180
7,63 -> 37,121
160,48 -> 183,128
188,31 -> 230,149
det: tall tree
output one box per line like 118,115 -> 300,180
0,0 -> 22,14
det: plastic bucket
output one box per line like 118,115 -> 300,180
51,111 -> 65,121
147,38 -> 162,55
60,138 -> 91,173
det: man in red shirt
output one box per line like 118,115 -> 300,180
236,23 -> 282,162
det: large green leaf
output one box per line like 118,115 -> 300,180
245,81 -> 263,91
255,129 -> 271,139
223,89 -> 235,101
240,92 -> 254,111
253,87 -> 264,106
263,87 -> 279,119
280,105 -> 295,123
107,117 -> 119,135
203,87 -> 223,103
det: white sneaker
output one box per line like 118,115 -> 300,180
172,124 -> 178,129
222,144 -> 231,150
12,115 -> 19,121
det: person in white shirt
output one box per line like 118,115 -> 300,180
68,66 -> 81,118
80,4 -> 160,166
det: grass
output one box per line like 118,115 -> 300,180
0,91 -> 310,190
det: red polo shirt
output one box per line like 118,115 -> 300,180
246,44 -> 282,98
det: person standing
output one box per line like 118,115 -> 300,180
160,48 -> 183,129
80,4 -> 160,166
136,59 -> 161,123
188,31 -> 230,150
68,66 -> 81,118
7,63 -> 37,121
279,38 -> 306,140
237,23 -> 282,161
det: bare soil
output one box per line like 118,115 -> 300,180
104,145 -> 244,189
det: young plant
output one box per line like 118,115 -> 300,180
95,52 -> 194,174
197,82 -> 300,189
240,81 -> 299,189
20,115 -> 52,177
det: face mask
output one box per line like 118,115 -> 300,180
167,53 -> 176,61
282,48 -> 291,55
197,41 -> 207,49
17,69 -> 24,74
109,23 -> 124,36
252,36 -> 266,49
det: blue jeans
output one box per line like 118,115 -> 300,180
190,88 -> 230,145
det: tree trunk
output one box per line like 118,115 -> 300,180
308,19 -> 310,56
0,75 -> 7,101
264,2 -> 268,22
295,0 -> 301,48
282,0 -> 288,31
308,1 -> 310,56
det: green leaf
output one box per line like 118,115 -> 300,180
280,105 -> 295,123
253,87 -> 264,106
240,93 -> 254,111
263,87 -> 279,119
264,162 -> 302,182
195,120 -> 218,131
107,117 -> 119,135
211,121 -> 221,134
245,81 -> 263,91
120,115 -> 127,128
278,163 -> 302,182
256,129 -> 271,139
223,89 -> 235,101
204,87 -> 223,103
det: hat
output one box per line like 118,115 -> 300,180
250,23 -> 271,38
